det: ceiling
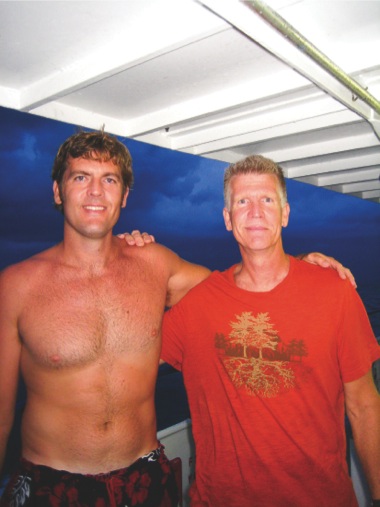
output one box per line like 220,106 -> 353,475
1,0 -> 380,203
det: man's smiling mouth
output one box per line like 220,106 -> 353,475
84,205 -> 105,211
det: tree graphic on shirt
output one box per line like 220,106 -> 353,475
229,311 -> 278,359
287,338 -> 308,362
216,311 -> 309,397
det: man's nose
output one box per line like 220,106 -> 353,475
248,201 -> 262,217
88,178 -> 103,195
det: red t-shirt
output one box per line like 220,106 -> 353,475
162,256 -> 380,507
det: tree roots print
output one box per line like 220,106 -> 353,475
224,356 -> 295,397
216,311 -> 310,397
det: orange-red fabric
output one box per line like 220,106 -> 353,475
162,256 -> 380,507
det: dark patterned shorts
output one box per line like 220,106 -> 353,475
0,445 -> 179,507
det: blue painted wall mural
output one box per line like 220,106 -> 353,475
0,105 -> 379,337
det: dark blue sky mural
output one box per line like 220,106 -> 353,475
1,105 -> 379,334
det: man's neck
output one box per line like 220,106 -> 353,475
234,249 -> 290,293
59,230 -> 118,273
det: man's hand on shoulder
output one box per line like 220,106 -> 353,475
117,230 -> 155,247
299,252 -> 357,288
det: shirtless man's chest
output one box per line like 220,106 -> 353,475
19,260 -> 166,367
16,250 -> 170,472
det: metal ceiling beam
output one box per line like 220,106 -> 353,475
298,167 -> 380,186
326,180 -> 380,193
284,150 -> 380,179
248,0 -> 380,116
171,109 -> 359,155
197,0 -> 380,139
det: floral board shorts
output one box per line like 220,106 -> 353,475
0,444 -> 179,507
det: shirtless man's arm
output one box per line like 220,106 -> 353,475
119,230 -> 210,305
165,250 -> 210,307
0,265 -> 23,477
119,231 -> 357,289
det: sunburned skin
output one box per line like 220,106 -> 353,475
0,151 -> 210,480
6,239 -> 174,474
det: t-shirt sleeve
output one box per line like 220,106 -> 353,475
338,281 -> 380,383
161,303 -> 186,371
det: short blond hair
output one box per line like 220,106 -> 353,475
224,155 -> 287,209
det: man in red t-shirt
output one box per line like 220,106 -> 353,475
162,155 -> 380,507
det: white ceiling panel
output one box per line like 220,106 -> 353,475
0,0 -> 379,202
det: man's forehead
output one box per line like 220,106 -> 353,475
66,156 -> 120,172
231,172 -> 278,188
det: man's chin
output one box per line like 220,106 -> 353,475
81,227 -> 112,240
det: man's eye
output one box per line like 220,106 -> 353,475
74,175 -> 85,181
104,176 -> 118,183
263,197 -> 273,203
238,198 -> 248,205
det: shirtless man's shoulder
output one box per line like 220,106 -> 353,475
119,240 -> 211,306
0,245 -> 59,309
1,243 -> 61,275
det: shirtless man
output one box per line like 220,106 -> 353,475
0,131 -> 354,507
0,131 -> 210,507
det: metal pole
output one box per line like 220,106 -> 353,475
247,0 -> 380,116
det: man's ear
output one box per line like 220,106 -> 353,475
223,207 -> 232,231
121,187 -> 129,208
282,202 -> 290,228
53,181 -> 62,205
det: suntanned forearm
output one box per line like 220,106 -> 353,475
349,404 -> 380,499
345,372 -> 380,499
